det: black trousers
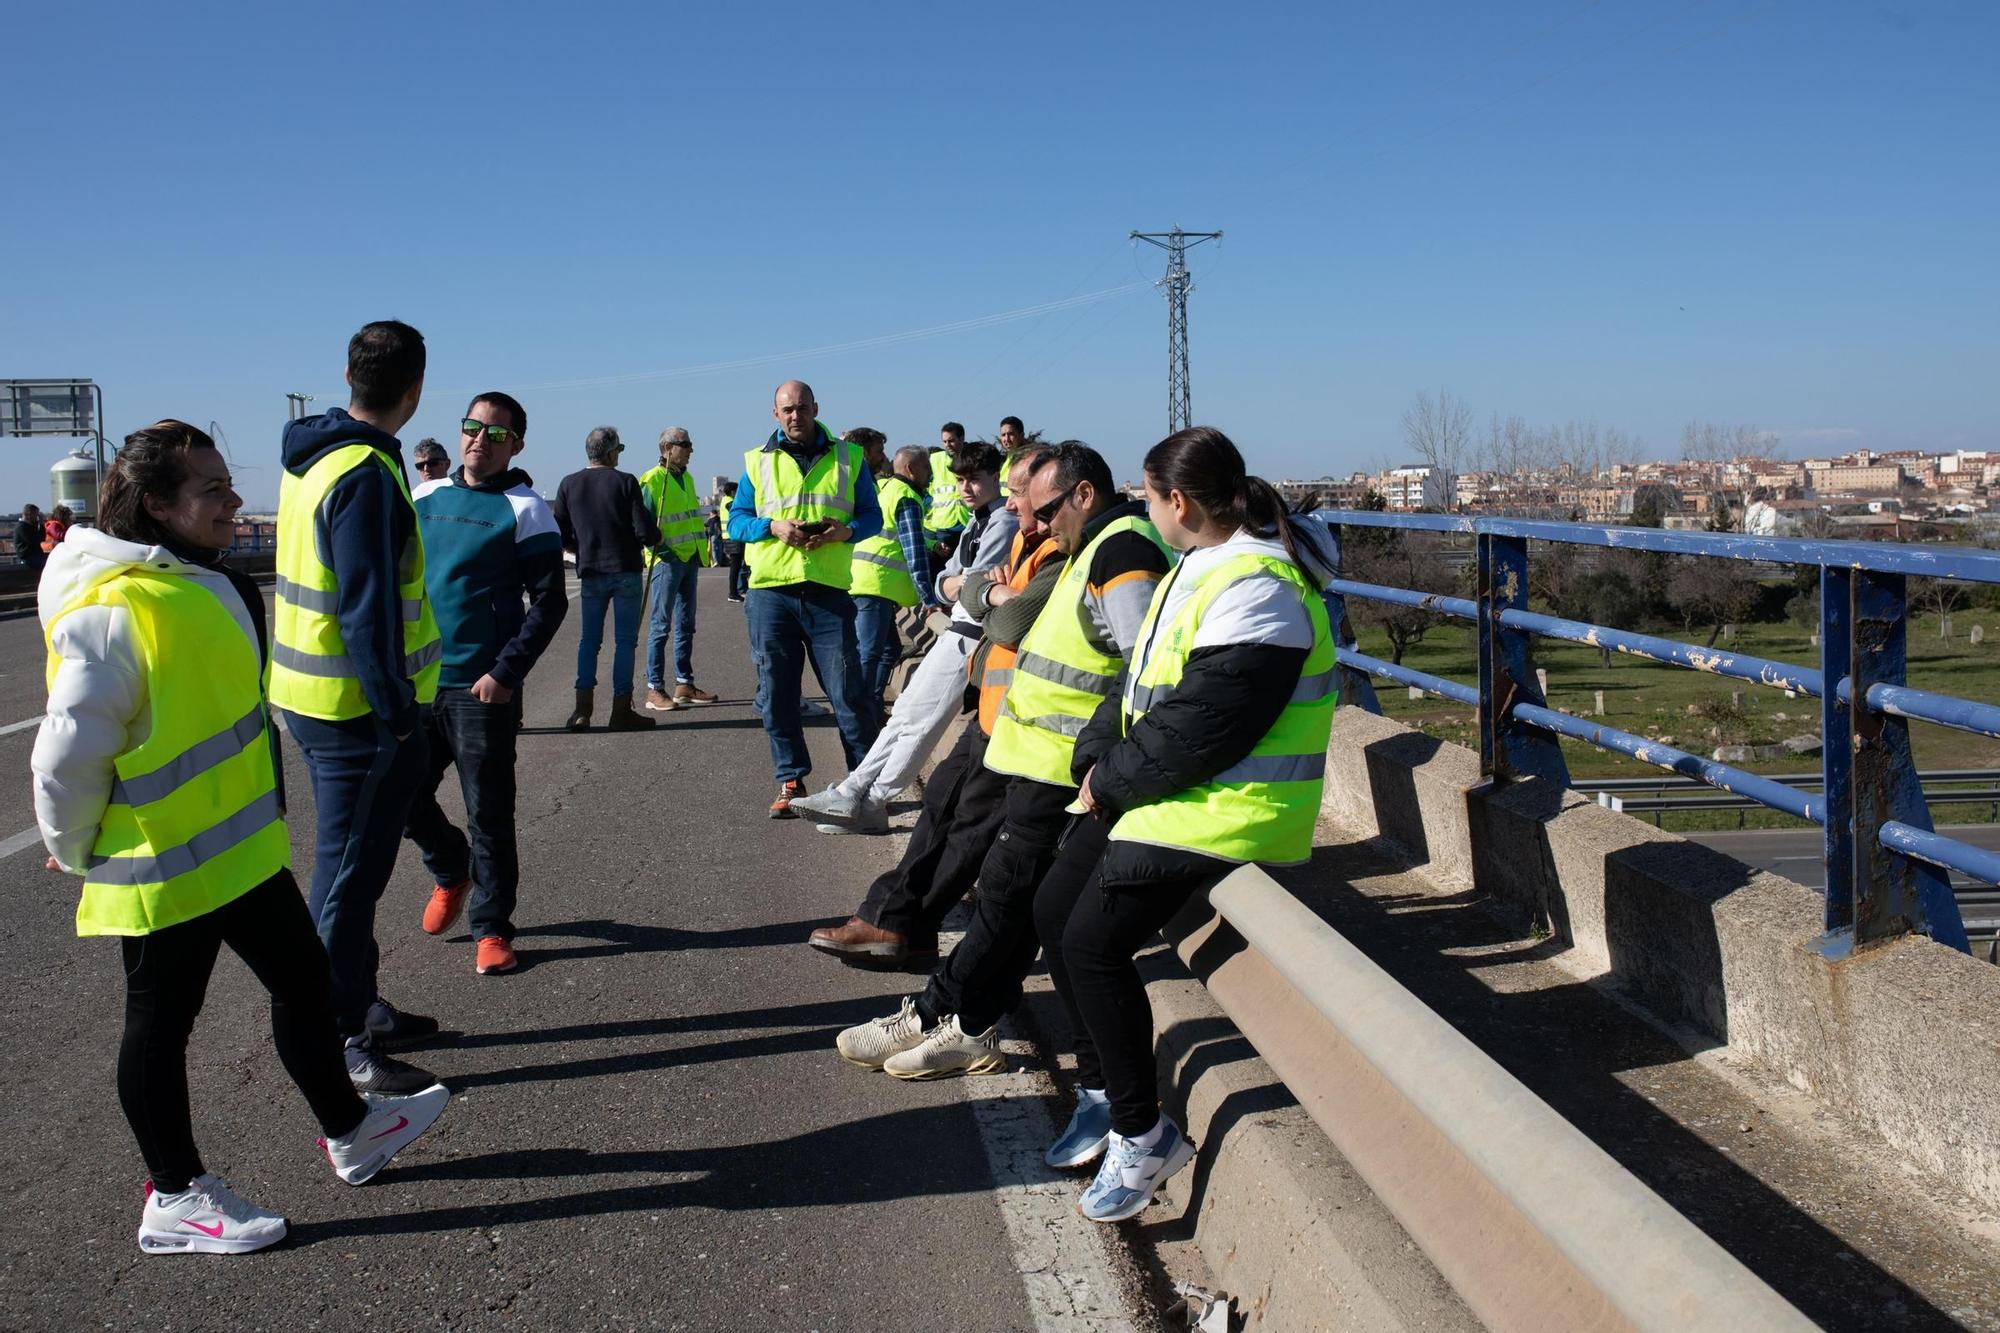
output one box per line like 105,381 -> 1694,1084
1035,841 -> 1228,1137
118,871 -> 368,1195
858,724 -> 1011,942
403,687 -> 524,942
919,776 -> 1077,1033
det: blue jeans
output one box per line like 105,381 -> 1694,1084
646,556 -> 700,689
403,688 -> 523,942
852,593 -> 903,729
575,571 -> 642,695
279,709 -> 429,1042
746,582 -> 880,782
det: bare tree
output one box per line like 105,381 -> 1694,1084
1346,533 -> 1462,665
1667,559 -> 1759,647
1911,577 -> 1970,639
1403,390 -> 1473,511
1796,509 -> 1838,540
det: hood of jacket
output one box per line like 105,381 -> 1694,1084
37,527 -> 208,626
282,407 -> 406,478
1278,513 -> 1340,587
450,464 -> 534,494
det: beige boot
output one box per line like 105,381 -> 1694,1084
565,689 -> 594,732
607,693 -> 657,731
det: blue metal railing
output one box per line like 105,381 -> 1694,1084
1317,509 -> 1999,957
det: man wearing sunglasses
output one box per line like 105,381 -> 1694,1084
403,393 -> 568,976
638,427 -> 717,712
412,438 -> 449,482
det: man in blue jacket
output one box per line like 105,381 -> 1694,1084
405,390 -> 568,977
275,321 -> 443,1094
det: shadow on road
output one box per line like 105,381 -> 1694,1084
508,915 -> 838,964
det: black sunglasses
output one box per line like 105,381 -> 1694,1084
1032,483 -> 1079,526
461,418 -> 516,443
415,456 -> 448,472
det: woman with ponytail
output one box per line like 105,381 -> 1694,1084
33,421 -> 447,1255
1029,425 -> 1338,1223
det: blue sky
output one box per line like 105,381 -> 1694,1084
3,1 -> 1994,509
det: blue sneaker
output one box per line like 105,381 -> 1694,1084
1046,1096 -> 1113,1169
1077,1117 -> 1195,1223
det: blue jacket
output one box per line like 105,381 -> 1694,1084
280,408 -> 423,734
725,424 -> 883,547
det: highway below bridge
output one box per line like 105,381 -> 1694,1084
0,568 -> 1167,1331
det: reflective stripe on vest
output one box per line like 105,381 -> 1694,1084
47,569 -> 290,937
643,466 -> 709,566
925,449 -> 970,536
742,430 -> 866,591
850,475 -> 924,607
269,443 -> 441,721
1110,550 -> 1338,866
972,531 -> 1063,736
983,515 -> 1168,785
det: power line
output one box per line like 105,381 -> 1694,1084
1132,229 -> 1223,434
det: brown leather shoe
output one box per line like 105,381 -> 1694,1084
808,916 -> 911,964
674,682 -> 719,704
644,686 -> 682,712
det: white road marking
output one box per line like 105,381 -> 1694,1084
0,715 -> 43,737
962,1032 -> 1142,1332
0,827 -> 46,860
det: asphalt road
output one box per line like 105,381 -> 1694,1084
0,568 -> 1149,1332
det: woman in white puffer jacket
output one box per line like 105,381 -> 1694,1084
34,420 -> 446,1256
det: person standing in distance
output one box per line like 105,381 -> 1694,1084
849,441 -> 942,730
717,481 -> 748,602
15,502 -> 46,575
404,392 -> 568,976
271,320 -> 447,1094
925,421 -> 970,554
725,380 -> 883,817
35,421 -> 448,1254
638,426 -> 718,712
552,427 -> 662,732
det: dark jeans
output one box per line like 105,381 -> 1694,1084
918,777 -> 1078,1034
858,724 -> 1009,942
646,555 -> 700,689
119,871 -> 367,1194
852,593 -> 903,730
725,544 -> 748,598
403,687 -> 523,942
745,582 -> 879,783
280,708 -> 429,1041
1037,843 -> 1227,1136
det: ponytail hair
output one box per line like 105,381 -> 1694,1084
1142,426 -> 1321,588
98,419 -> 217,547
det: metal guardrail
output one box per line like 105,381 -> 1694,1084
1319,511 -> 1998,957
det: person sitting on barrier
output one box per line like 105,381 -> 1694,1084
786,441 -> 1015,834
32,421 -> 448,1256
1031,425 -> 1338,1223
806,448 -> 1064,964
834,441 -> 1171,1078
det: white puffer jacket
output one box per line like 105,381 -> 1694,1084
32,528 -> 263,874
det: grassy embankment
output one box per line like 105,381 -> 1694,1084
1349,609 -> 2000,835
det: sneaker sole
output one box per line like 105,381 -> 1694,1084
327,1085 -> 450,1186
1078,1136 -> 1196,1223
476,960 -> 519,975
138,1223 -> 286,1255
885,1052 -> 1007,1080
807,937 -> 907,961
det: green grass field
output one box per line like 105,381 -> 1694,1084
1348,608 -> 2000,835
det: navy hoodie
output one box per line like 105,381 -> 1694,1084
280,408 -> 422,736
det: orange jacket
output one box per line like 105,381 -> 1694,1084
972,530 -> 1063,736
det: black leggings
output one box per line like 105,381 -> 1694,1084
1035,838 -> 1227,1137
118,871 -> 367,1194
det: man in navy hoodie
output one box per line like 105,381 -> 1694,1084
405,390 -> 568,976
272,321 -> 444,1095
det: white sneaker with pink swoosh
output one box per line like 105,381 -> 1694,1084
321,1083 -> 450,1185
137,1173 -> 287,1255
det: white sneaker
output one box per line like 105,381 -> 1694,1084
883,1014 -> 1006,1080
320,1083 -> 450,1185
836,997 -> 927,1069
812,800 -> 889,835
785,785 -> 860,824
137,1173 -> 287,1255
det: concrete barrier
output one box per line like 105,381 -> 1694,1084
1324,705 -> 2000,1214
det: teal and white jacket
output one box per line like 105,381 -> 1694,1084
413,467 -> 568,690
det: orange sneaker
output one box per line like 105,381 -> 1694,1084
475,936 -> 518,975
770,779 -> 807,819
421,880 -> 471,935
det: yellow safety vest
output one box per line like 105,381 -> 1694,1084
925,449 -> 970,537
270,443 -> 442,720
984,514 -> 1169,786
1111,551 -> 1338,865
48,569 -> 290,937
850,475 -> 924,607
640,465 -> 710,566
742,429 -> 866,591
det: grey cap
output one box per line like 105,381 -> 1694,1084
585,426 -> 623,461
